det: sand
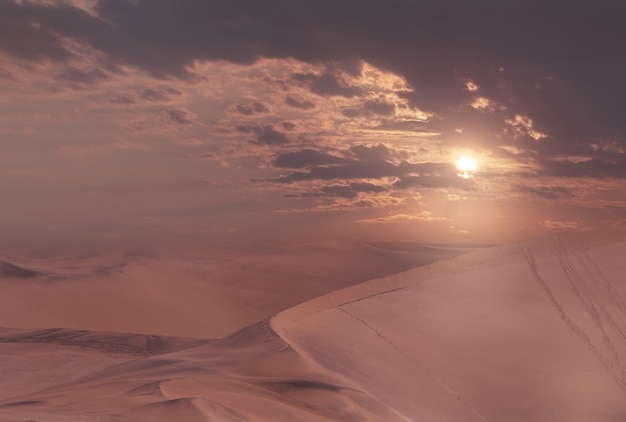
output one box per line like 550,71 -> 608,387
0,233 -> 625,420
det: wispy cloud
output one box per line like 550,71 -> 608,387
357,211 -> 447,224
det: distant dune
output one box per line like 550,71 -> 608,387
0,240 -> 464,338
0,233 -> 625,421
0,261 -> 42,279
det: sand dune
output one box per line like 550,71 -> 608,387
0,240 -> 461,338
274,233 -> 626,421
0,261 -> 43,279
0,322 -> 407,421
1,233 -> 625,420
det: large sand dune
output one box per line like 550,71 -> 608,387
0,240 -> 460,338
1,233 -> 625,420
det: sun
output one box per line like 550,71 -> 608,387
456,156 -> 477,179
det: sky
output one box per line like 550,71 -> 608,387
1,0 -> 625,248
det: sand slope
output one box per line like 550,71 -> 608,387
274,233 -> 626,421
1,233 -> 625,420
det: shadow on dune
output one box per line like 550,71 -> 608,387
0,327 -> 211,356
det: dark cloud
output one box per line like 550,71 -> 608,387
271,142 -> 462,194
292,71 -> 362,97
393,175 -> 477,190
373,121 -> 428,132
515,185 -> 574,199
109,93 -> 136,105
285,95 -> 315,110
0,1 -> 103,63
321,182 -> 387,198
234,102 -> 271,115
341,108 -> 361,118
142,89 -> 166,102
281,121 -> 296,131
142,88 -> 181,102
275,160 -> 455,184
349,144 -> 390,162
340,101 -> 398,120
0,67 -> 18,81
276,161 -> 395,183
274,149 -> 344,168
56,67 -> 109,86
237,124 -> 290,145
539,158 -> 626,178
294,182 -> 387,199
165,109 -> 194,125
363,100 -> 395,116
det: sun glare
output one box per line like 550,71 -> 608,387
456,156 -> 478,179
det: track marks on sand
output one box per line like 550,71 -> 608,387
524,236 -> 626,391
337,306 -> 490,422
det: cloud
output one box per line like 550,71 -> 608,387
165,109 -> 195,125
274,149 -> 344,168
142,87 -> 182,102
274,161 -> 402,183
268,142 -> 473,194
348,144 -> 391,162
320,182 -> 386,198
292,70 -> 362,98
515,185 -> 573,199
0,66 -> 19,81
236,124 -> 291,145
470,97 -> 502,113
232,102 -> 271,115
280,121 -> 296,131
539,157 -> 626,178
393,174 -> 477,190
0,1 -> 101,64
55,66 -> 109,86
541,220 -> 580,230
285,95 -> 315,110
245,132 -> 480,212
465,80 -> 479,92
363,100 -> 395,116
341,108 -> 361,118
357,211 -> 447,224
108,93 -> 135,105
505,114 -> 547,141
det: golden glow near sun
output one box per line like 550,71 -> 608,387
456,156 -> 478,179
